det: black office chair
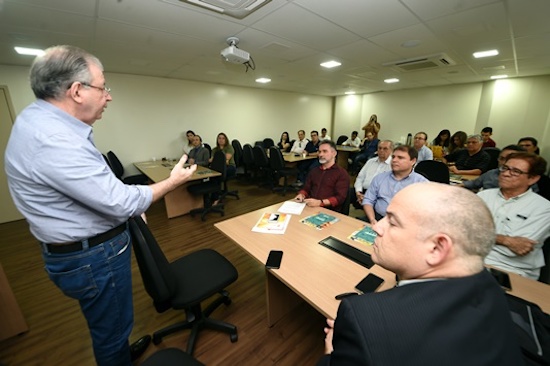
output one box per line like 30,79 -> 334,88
414,160 -> 450,184
339,186 -> 352,215
102,153 -> 112,171
483,147 -> 501,170
538,237 -> 550,284
263,138 -> 275,149
203,143 -> 212,156
107,150 -> 149,185
252,145 -> 271,188
187,151 -> 225,221
129,216 -> 238,355
268,146 -> 298,196
241,143 -> 256,181
336,135 -> 348,145
231,139 -> 244,178
141,348 -> 204,366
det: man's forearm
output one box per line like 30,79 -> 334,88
364,204 -> 375,223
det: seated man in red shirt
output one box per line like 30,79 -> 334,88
294,140 -> 350,212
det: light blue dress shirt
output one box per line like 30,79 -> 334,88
362,170 -> 428,216
5,100 -> 153,243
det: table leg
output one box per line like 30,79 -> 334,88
265,270 -> 303,327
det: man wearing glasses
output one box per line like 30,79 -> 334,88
5,45 -> 197,365
477,152 -> 550,279
412,131 -> 433,163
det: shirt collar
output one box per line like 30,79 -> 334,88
498,187 -> 532,200
36,99 -> 93,141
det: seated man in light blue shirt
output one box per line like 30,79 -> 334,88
4,45 -> 197,366
413,132 -> 433,163
362,145 -> 428,224
352,140 -> 393,209
477,152 -> 550,279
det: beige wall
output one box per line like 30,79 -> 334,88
2,63 -> 550,176
334,75 -> 550,166
0,65 -> 333,175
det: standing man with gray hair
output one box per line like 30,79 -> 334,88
5,45 -> 197,365
443,134 -> 491,175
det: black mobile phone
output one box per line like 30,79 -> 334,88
265,250 -> 283,269
489,268 -> 512,291
355,273 -> 384,294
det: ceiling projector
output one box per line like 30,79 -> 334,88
221,37 -> 250,64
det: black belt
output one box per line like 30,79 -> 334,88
43,222 -> 128,254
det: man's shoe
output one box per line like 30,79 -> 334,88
130,335 -> 151,362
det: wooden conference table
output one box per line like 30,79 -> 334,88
336,145 -> 360,169
134,160 -> 221,218
215,202 -> 550,326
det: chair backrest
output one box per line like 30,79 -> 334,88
336,135 -> 348,145
242,143 -> 255,169
210,150 -> 227,181
102,154 -> 113,170
203,143 -> 212,156
263,138 -> 275,149
483,147 -> 501,170
339,186 -> 351,215
414,160 -> 450,184
107,151 -> 124,179
253,145 -> 269,168
539,236 -> 550,284
231,139 -> 243,166
129,217 -> 176,313
268,146 -> 285,171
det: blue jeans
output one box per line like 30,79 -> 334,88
42,229 -> 133,366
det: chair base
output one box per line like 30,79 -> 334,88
152,291 -> 238,355
189,203 -> 224,221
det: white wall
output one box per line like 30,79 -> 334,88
334,76 -> 550,167
0,65 -> 333,174
3,63 -> 550,175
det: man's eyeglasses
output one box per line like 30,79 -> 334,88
80,82 -> 111,94
498,165 -> 529,177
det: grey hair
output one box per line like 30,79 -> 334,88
29,45 -> 103,100
467,134 -> 483,143
379,140 -> 394,149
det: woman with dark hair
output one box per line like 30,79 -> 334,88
211,132 -> 236,178
278,131 -> 291,152
183,130 -> 195,155
448,131 -> 467,155
433,129 -> 451,149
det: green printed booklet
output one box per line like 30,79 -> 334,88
349,226 -> 377,245
300,213 -> 339,230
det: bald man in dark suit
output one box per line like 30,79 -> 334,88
318,183 -> 524,366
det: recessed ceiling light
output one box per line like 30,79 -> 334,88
345,91 -> 356,95
473,49 -> 499,58
384,78 -> 399,84
401,40 -> 421,48
255,77 -> 271,83
490,75 -> 508,80
320,61 -> 341,69
14,46 -> 45,56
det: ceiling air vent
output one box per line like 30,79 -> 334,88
179,0 -> 271,19
383,53 -> 456,72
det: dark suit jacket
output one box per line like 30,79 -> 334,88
318,270 -> 524,366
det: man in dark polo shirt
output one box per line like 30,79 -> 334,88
294,140 -> 350,212
444,134 -> 490,175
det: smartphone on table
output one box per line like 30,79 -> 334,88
355,273 -> 384,293
265,250 -> 283,269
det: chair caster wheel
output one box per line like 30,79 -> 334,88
230,333 -> 238,343
223,297 -> 232,306
152,335 -> 162,345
